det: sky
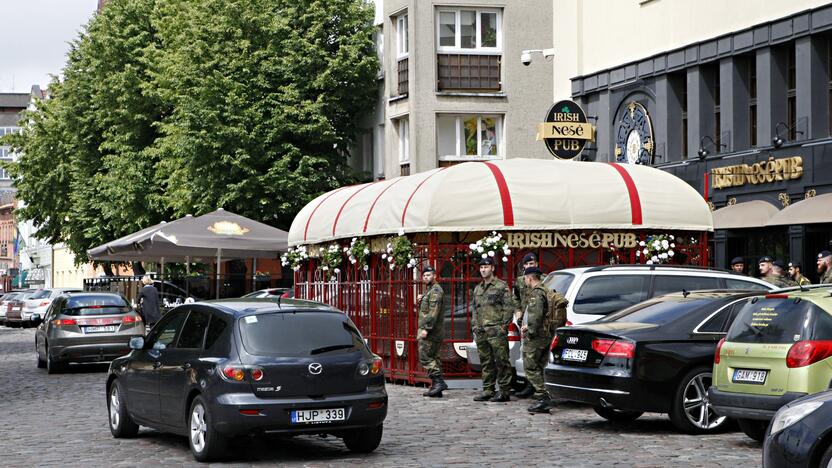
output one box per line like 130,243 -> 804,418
0,0 -> 381,94
0,0 -> 99,92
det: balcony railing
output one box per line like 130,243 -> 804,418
437,53 -> 501,92
397,57 -> 409,96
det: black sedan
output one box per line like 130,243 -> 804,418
764,389 -> 832,467
106,299 -> 388,462
545,290 -> 759,434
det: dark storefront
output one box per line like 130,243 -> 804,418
569,5 -> 832,282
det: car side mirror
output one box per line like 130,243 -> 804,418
31,313 -> 42,325
129,337 -> 145,350
152,341 -> 166,351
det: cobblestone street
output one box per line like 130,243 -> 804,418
0,327 -> 761,467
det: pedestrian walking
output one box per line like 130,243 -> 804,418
788,262 -> 811,286
471,257 -> 515,403
513,252 -> 545,399
520,266 -> 556,414
818,250 -> 832,284
730,257 -> 745,275
138,275 -> 161,330
417,266 -> 447,398
759,256 -> 795,288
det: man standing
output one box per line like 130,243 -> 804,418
417,266 -> 446,398
759,256 -> 790,288
472,257 -> 515,402
788,262 -> 811,286
771,260 -> 797,287
520,266 -> 554,414
818,250 -> 832,284
513,253 -> 545,399
730,257 -> 745,275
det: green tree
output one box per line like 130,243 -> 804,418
3,0 -> 377,263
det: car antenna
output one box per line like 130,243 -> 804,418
277,295 -> 282,308
682,289 -> 690,298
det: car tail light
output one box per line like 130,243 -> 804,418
39,301 -> 50,307
250,367 -> 264,381
122,315 -> 142,324
786,341 -> 832,368
565,321 -> 573,326
507,322 -> 521,342
370,355 -> 383,375
239,409 -> 261,416
550,335 -> 559,351
221,366 -> 246,381
281,292 -> 289,298
714,338 -> 726,364
591,338 -> 635,359
53,319 -> 77,327
765,294 -> 789,299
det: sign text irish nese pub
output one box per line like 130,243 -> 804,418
537,100 -> 594,159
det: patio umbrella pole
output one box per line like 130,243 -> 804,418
160,257 -> 165,305
216,249 -> 222,299
252,258 -> 257,293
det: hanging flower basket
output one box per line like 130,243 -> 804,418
636,234 -> 676,265
319,243 -> 344,278
281,245 -> 309,272
345,237 -> 371,271
381,229 -> 417,270
469,231 -> 511,262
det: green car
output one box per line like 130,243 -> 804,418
709,287 -> 832,441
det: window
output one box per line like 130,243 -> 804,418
176,309 -> 211,349
436,9 -> 501,51
787,45 -> 796,140
652,275 -> 720,297
713,69 -> 721,152
725,279 -> 770,291
749,58 -> 758,146
397,118 -> 409,163
601,298 -> 710,326
437,114 -> 502,159
396,14 -> 408,58
543,273 -> 575,296
239,311 -> 365,356
727,298 -> 823,344
204,315 -> 228,351
149,311 -> 188,348
681,78 -> 688,158
61,294 -> 130,316
695,300 -> 749,334
573,275 -> 649,315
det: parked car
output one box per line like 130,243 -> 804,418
545,290 -> 759,433
241,288 -> 293,299
466,265 -> 775,382
21,288 -> 83,325
34,293 -> 145,373
763,389 -> 832,467
0,292 -> 19,325
5,290 -> 36,327
709,286 -> 832,441
106,298 -> 388,462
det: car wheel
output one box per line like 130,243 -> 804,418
109,380 -> 139,438
46,346 -> 65,374
188,395 -> 227,462
737,418 -> 768,442
592,406 -> 643,422
36,341 -> 45,369
343,424 -> 383,453
670,367 -> 728,434
819,441 -> 832,467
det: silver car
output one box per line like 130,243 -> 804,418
33,293 -> 145,373
0,292 -> 20,324
21,288 -> 83,325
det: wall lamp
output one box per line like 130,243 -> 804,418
697,135 -> 726,160
772,121 -> 803,148
520,48 -> 555,66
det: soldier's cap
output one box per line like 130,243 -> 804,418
758,256 -> 774,264
730,256 -> 744,265
819,250 -> 832,259
772,259 -> 786,269
479,257 -> 495,266
421,266 -> 436,274
523,266 -> 543,276
522,253 -> 537,263
789,262 -> 801,269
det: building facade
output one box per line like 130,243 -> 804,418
561,1 -> 832,281
382,0 -> 554,178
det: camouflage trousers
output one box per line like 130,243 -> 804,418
523,335 -> 553,400
418,339 -> 443,378
475,328 -> 512,395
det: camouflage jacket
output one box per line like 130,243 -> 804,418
794,274 -> 812,286
418,282 -> 444,342
523,285 -> 549,340
472,277 -> 514,331
514,272 -> 548,314
821,268 -> 832,285
764,274 -> 797,288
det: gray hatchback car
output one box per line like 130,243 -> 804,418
33,293 -> 145,373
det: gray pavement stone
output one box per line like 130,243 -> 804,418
0,327 -> 760,467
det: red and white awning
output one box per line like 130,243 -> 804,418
288,158 -> 713,246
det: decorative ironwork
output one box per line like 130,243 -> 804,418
778,193 -> 791,207
726,198 -> 737,206
805,188 -> 817,199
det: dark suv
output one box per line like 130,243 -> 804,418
105,299 -> 387,462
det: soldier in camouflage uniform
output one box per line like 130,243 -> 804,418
513,252 -> 546,398
472,257 -> 515,402
759,256 -> 796,288
417,266 -> 447,398
788,262 -> 812,286
519,266 -> 554,414
771,260 -> 798,287
818,250 -> 832,284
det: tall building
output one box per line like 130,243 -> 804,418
381,0 -> 554,178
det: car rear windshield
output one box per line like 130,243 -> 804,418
599,298 -> 712,325
544,273 -> 574,295
29,290 -> 51,300
726,298 -> 832,344
239,311 -> 365,356
62,295 -> 130,316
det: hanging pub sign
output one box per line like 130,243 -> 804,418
537,99 -> 594,159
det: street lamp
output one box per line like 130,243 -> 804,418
697,135 -> 726,160
772,121 -> 803,148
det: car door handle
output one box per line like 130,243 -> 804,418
181,363 -> 191,370
153,361 -> 162,369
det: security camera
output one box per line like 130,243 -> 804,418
521,51 -> 532,66
520,48 -> 555,66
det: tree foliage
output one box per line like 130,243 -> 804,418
3,0 -> 377,262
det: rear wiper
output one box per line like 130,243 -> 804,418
310,344 -> 354,355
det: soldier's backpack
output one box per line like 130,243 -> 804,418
543,289 -> 569,335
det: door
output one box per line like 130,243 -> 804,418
125,310 -> 188,424
158,308 -> 211,428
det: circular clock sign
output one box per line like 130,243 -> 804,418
538,100 -> 594,160
615,101 -> 654,164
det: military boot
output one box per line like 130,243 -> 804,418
473,391 -> 494,402
527,399 -> 551,414
514,383 -> 534,399
427,375 -> 448,398
489,392 -> 510,402
422,377 -> 438,397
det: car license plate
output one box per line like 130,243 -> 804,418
291,408 -> 346,424
732,369 -> 768,384
83,325 -> 118,334
561,348 -> 588,362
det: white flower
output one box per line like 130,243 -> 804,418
505,249 -> 511,255
363,265 -> 369,271
670,243 -> 675,248
319,247 -> 324,252
635,251 -> 640,257
388,257 -> 394,263
334,268 -> 341,274
477,247 -> 484,253
481,253 -> 487,259
639,241 -> 646,247
646,260 -> 654,265
642,249 -> 649,255
488,251 -> 495,257
659,253 -> 668,260
350,259 -> 356,264
502,256 -> 508,262
469,243 -> 477,250
363,248 -> 369,255
381,253 -> 387,260
652,241 -> 660,249
661,240 -> 669,249
651,256 -> 659,263
322,266 -> 329,271
669,235 -> 675,240
476,240 -> 482,246
668,250 -> 675,257
389,265 -> 395,270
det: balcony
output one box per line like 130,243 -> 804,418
437,53 -> 501,92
